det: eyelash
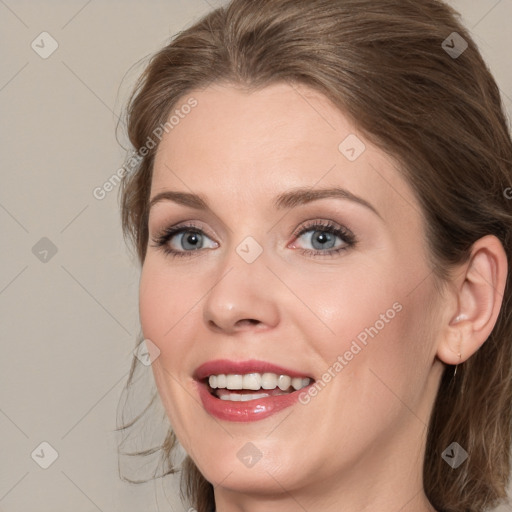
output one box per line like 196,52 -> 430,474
150,220 -> 357,259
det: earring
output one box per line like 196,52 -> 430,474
453,352 -> 462,377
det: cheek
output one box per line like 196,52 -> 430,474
331,284 -> 436,426
298,278 -> 436,465
139,261 -> 195,338
139,265 -> 167,342
289,262 -> 404,356
303,261 -> 434,396
138,262 -> 202,436
138,262 -> 193,367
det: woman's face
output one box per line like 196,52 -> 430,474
140,82 -> 445,507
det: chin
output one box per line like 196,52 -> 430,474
209,466 -> 299,495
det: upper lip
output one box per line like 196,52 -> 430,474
194,359 -> 315,381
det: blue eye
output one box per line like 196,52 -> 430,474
150,220 -> 356,259
292,220 -> 356,257
151,222 -> 217,258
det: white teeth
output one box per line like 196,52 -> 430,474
227,374 -> 243,389
277,375 -> 292,391
291,377 -> 303,390
291,377 -> 311,391
242,373 -> 261,390
219,392 -> 270,402
261,372 -> 278,389
207,372 -> 311,391
216,374 -> 227,388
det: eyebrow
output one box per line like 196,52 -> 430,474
148,186 -> 382,219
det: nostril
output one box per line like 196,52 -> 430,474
236,319 -> 260,327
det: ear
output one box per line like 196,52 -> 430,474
436,235 -> 508,366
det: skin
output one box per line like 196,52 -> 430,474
139,82 -> 508,512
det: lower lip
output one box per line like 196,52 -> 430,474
196,381 -> 312,422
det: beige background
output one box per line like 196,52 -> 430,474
1,1 -> 511,511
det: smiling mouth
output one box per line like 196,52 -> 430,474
203,372 -> 314,402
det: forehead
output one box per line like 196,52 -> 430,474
150,82 -> 417,224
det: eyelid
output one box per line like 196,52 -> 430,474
292,218 -> 352,237
151,218 -> 357,261
289,220 -> 356,251
152,218 -> 352,243
152,220 -> 214,240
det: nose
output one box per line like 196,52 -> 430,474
202,248 -> 280,334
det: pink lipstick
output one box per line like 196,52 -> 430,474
193,359 -> 315,422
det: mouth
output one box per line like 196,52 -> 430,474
193,359 -> 316,421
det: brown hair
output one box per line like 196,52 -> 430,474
117,1 -> 512,511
